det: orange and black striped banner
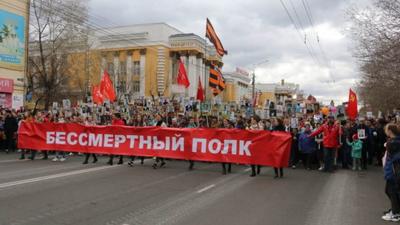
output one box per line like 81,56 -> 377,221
209,64 -> 226,96
206,18 -> 228,57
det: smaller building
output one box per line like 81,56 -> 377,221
0,0 -> 29,109
255,79 -> 304,117
222,70 -> 251,103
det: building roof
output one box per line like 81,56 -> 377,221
91,22 -> 184,49
95,22 -> 183,34
255,83 -> 276,92
223,71 -> 251,84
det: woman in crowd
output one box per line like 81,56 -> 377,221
298,123 -> 317,170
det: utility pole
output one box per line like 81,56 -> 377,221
250,59 -> 269,103
252,71 -> 255,101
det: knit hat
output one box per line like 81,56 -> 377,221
352,134 -> 358,140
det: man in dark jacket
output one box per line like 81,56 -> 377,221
4,110 -> 18,153
376,119 -> 387,166
382,124 -> 400,222
357,119 -> 370,170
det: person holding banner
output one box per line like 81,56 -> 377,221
83,116 -> 98,164
187,117 -> 198,171
152,114 -> 167,169
273,117 -> 286,178
19,111 -> 34,160
249,117 -> 262,177
127,114 -> 147,167
221,118 -> 233,175
29,111 -> 48,160
107,113 -> 125,165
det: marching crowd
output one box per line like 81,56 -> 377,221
0,102 -> 400,222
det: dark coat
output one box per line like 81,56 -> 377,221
4,115 -> 18,136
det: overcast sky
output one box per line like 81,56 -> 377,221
89,0 -> 372,105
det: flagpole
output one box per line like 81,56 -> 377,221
204,33 -> 209,127
204,34 -> 207,103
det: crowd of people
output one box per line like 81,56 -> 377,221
0,100 -> 400,222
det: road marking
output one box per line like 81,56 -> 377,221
0,165 -> 116,189
196,184 -> 216,193
0,159 -> 22,163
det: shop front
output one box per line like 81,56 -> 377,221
0,78 -> 14,108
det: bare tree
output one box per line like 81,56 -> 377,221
348,0 -> 400,113
28,0 -> 89,110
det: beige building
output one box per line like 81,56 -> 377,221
87,23 -> 223,102
255,79 -> 304,116
0,0 -> 29,109
222,71 -> 251,103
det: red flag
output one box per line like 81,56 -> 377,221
100,70 -> 116,102
196,76 -> 205,102
347,89 -> 358,120
177,59 -> 190,88
92,85 -> 104,105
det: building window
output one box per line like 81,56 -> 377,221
132,61 -> 140,76
132,80 -> 140,93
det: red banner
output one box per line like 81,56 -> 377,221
18,122 -> 292,167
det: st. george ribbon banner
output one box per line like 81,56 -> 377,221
18,122 -> 292,167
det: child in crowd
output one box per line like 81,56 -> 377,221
347,134 -> 363,171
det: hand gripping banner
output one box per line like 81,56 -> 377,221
18,122 -> 292,167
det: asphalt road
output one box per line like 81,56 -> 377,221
0,151 -> 388,225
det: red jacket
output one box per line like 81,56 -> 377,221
112,119 -> 125,126
310,123 -> 341,148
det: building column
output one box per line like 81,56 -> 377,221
187,54 -> 197,98
101,54 -> 106,77
139,49 -> 146,97
197,54 -> 204,94
168,52 -> 174,96
126,51 -> 133,93
113,52 -> 119,91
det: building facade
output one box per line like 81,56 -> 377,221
0,0 -> 29,109
88,23 -> 223,102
